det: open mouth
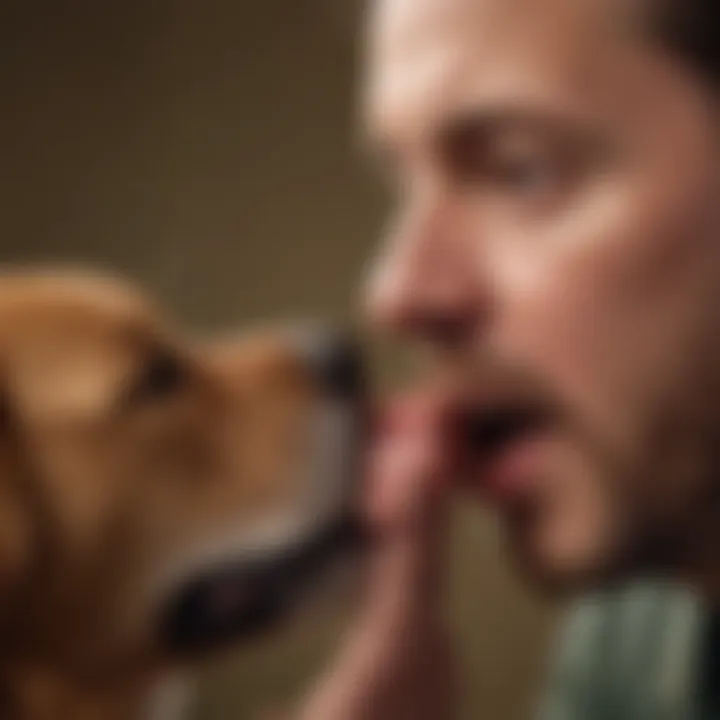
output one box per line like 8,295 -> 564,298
160,513 -> 364,655
465,404 -> 548,457
460,400 -> 552,499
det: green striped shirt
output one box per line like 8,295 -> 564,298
540,583 -> 715,720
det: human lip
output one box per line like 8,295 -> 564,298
457,402 -> 553,503
369,385 -> 554,502
467,431 -> 551,503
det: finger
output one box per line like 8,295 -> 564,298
365,392 -> 459,532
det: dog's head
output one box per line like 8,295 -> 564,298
0,270 -> 364,679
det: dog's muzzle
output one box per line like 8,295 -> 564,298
159,328 -> 367,655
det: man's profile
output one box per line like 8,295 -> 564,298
291,0 -> 719,718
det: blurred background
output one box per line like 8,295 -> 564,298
0,2 -> 552,718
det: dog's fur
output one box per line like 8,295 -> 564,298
0,270 -> 361,720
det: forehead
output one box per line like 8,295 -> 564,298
364,0 -> 641,142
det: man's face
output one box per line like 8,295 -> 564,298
363,0 -> 720,589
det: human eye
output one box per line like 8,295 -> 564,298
441,114 -> 590,215
484,139 -> 565,203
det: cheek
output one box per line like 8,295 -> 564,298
486,161 -> 720,457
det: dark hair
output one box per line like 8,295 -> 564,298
654,0 -> 718,86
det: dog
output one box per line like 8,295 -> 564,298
0,268 -> 365,720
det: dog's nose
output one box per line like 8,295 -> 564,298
298,328 -> 364,401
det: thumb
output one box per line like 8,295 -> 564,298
362,393 -> 458,618
365,392 -> 458,534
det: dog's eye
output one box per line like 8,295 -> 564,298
131,351 -> 185,403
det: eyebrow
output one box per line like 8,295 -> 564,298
436,105 -> 603,154
366,101 -> 601,152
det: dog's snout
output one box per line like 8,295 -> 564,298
300,329 -> 364,400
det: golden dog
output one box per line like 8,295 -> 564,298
0,269 -> 364,720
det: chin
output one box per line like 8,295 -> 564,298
505,519 -> 642,597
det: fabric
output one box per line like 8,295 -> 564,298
538,582 -> 714,720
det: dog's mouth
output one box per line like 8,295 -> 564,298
160,512 -> 364,655
158,329 -> 368,656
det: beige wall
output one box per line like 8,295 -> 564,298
0,3 -> 551,718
